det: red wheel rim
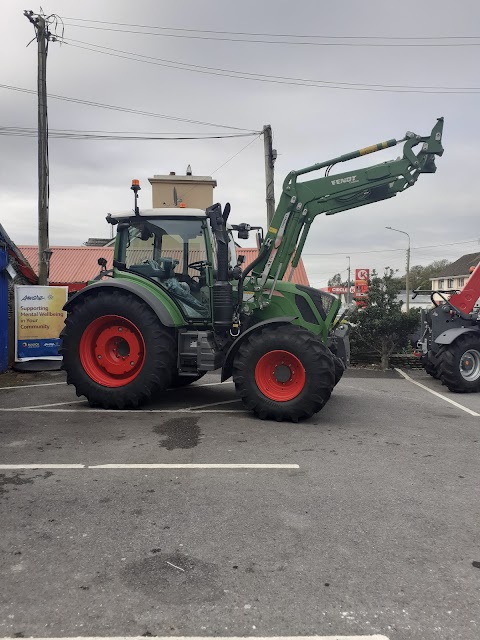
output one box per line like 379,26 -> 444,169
79,315 -> 145,387
255,350 -> 306,402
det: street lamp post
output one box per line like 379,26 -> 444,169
386,226 -> 411,312
346,256 -> 351,306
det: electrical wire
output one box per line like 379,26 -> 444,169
60,39 -> 480,94
59,21 -> 480,47
0,126 -> 260,140
302,239 -> 480,257
58,17 -> 480,40
0,84 -> 257,132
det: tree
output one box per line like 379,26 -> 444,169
328,272 -> 348,287
349,268 -> 420,369
394,259 -> 451,290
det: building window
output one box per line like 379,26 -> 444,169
447,278 -> 454,288
438,279 -> 444,289
458,278 -> 465,287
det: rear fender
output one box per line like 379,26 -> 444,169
435,326 -> 480,346
64,280 -> 177,327
221,316 -> 296,381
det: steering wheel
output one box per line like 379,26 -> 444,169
188,260 -> 208,272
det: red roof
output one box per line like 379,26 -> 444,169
238,248 -> 309,286
19,246 -> 114,289
18,245 -> 309,288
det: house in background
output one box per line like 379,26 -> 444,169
431,252 -> 480,291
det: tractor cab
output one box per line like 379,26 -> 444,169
109,208 -> 218,319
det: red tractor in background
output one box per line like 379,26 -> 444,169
416,263 -> 480,392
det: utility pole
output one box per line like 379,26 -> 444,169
406,240 -> 411,312
263,125 -> 277,226
346,256 -> 351,306
386,226 -> 411,312
24,10 -> 53,285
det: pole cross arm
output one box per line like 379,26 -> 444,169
252,118 -> 444,284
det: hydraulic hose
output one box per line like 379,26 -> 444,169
236,246 -> 270,314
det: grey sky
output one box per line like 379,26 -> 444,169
1,0 -> 479,286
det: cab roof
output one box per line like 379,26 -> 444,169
112,208 -> 206,219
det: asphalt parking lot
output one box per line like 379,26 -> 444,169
0,367 -> 479,640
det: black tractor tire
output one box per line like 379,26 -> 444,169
232,325 -> 335,422
422,354 -> 440,380
333,355 -> 346,386
437,333 -> 480,393
170,372 -> 206,388
61,290 -> 176,409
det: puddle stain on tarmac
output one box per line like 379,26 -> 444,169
153,417 -> 201,450
0,471 -> 53,498
121,552 -> 223,603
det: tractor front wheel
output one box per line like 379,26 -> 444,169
333,355 -> 346,386
61,291 -> 176,408
437,334 -> 480,393
232,325 -> 335,422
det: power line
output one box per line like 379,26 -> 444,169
0,126 -> 260,140
60,21 -> 480,47
57,18 -> 480,41
59,38 -> 480,94
0,84 -> 257,132
302,239 -> 480,257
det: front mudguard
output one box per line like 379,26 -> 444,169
221,317 -> 296,381
435,326 -> 480,346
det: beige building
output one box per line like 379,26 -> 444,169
431,252 -> 480,291
148,165 -> 217,210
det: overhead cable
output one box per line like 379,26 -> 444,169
61,39 -> 480,94
57,18 -> 480,41
60,22 -> 480,47
0,84 -> 256,131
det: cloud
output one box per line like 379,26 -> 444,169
2,0 -> 479,283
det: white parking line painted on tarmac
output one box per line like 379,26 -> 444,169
0,407 -> 248,413
395,368 -> 480,417
0,464 -> 298,470
0,635 -> 389,640
0,381 -> 66,391
16,400 -> 86,410
89,463 -> 299,469
188,398 -> 242,410
187,380 -> 234,388
0,464 -> 85,469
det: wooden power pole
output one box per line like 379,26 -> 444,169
24,10 -> 52,285
263,125 -> 276,226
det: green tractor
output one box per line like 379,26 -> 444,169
61,119 -> 444,421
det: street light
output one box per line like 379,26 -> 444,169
386,226 -> 411,311
346,256 -> 351,306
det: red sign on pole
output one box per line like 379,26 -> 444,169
355,268 -> 369,307
355,268 -> 369,285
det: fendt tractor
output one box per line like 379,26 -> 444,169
61,118 -> 444,421
416,263 -> 480,393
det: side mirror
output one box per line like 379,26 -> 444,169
237,255 -> 245,265
98,257 -> 107,268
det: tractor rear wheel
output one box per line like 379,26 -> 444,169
232,325 -> 335,422
437,333 -> 480,393
61,291 -> 175,408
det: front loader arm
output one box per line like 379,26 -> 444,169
252,118 -> 444,285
